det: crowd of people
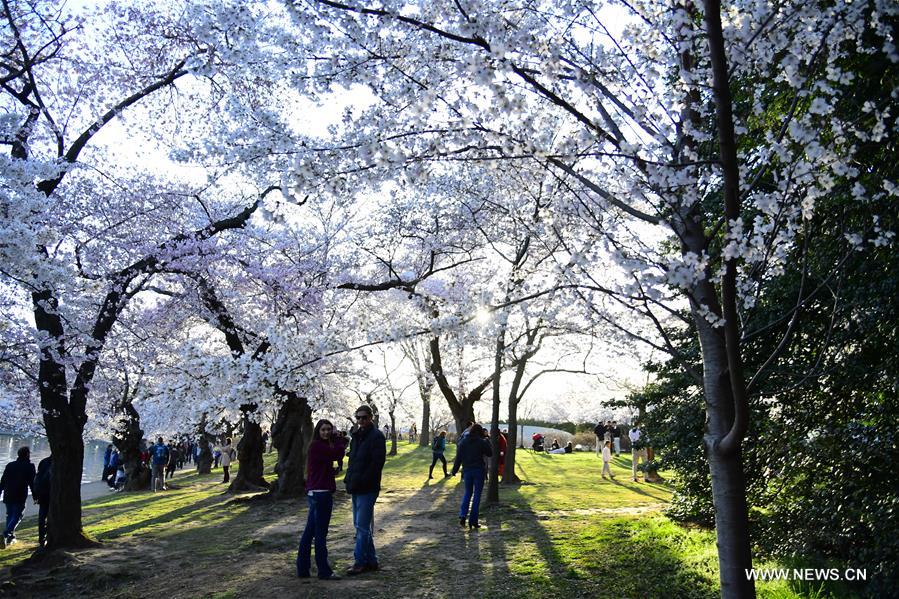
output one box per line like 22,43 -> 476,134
1,412 -> 649,583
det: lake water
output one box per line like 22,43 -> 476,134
0,432 -> 109,484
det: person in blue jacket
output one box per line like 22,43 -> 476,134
450,423 -> 492,529
428,431 -> 449,479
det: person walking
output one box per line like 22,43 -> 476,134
150,437 -> 169,492
34,455 -> 52,547
106,449 -> 120,489
612,421 -> 621,456
297,419 -> 347,581
0,447 -> 36,548
450,423 -> 492,529
601,441 -> 615,480
343,405 -> 386,576
428,431 -> 449,479
101,444 -> 113,484
220,438 -> 234,483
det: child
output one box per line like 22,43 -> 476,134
601,441 -> 615,480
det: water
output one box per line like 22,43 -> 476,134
0,432 -> 109,484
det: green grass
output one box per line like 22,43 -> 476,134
0,443 -> 864,598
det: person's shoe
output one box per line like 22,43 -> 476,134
345,564 -> 366,576
632,477 -> 638,482
444,472 -> 450,477
469,522 -> 482,530
364,562 -> 379,572
459,516 -> 466,526
428,474 -> 433,479
297,572 -> 311,579
6,537 -> 16,546
320,573 -> 342,580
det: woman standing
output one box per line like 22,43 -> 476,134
220,438 -> 234,483
297,419 -> 347,580
450,423 -> 492,529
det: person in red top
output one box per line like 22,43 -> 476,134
297,419 -> 347,581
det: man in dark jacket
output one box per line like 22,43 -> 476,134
343,404 -> 386,575
0,446 -> 36,548
34,455 -> 52,548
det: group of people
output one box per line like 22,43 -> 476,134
0,447 -> 51,549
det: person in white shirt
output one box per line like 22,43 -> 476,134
601,441 -> 615,480
629,425 -> 647,482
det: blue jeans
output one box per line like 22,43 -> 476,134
3,502 -> 25,539
351,492 -> 378,567
297,492 -> 334,578
460,468 -> 485,524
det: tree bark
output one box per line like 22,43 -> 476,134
113,399 -> 148,492
229,405 -> 269,492
388,410 -> 397,456
503,389 -> 522,484
270,393 -> 314,498
419,395 -> 431,448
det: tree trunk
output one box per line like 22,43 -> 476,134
503,393 -> 522,484
114,401 -> 148,492
487,320 -> 506,503
693,292 -> 754,597
229,406 -> 269,492
270,393 -> 313,498
388,410 -> 397,456
35,289 -> 96,551
196,436 -> 213,474
419,396 -> 431,448
44,418 -> 96,550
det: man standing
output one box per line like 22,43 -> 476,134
0,447 -> 36,548
612,421 -> 621,456
34,455 -> 52,548
593,420 -> 605,457
344,405 -> 386,575
629,424 -> 647,482
220,438 -> 234,483
150,437 -> 169,492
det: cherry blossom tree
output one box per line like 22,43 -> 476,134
281,1 -> 897,595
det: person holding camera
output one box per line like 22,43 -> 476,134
297,419 -> 347,581
344,405 -> 386,575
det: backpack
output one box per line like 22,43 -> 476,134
432,437 -> 440,451
152,444 -> 169,464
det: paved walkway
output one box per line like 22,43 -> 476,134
20,481 -> 111,520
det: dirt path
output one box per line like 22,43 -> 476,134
1,473 -> 667,598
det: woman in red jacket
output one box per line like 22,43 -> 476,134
297,419 -> 347,580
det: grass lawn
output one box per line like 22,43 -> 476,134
0,443 -> 859,598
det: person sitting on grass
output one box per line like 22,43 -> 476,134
550,438 -> 560,451
548,441 -> 573,455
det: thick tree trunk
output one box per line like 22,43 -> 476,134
270,394 -> 313,498
196,436 -> 213,474
229,406 -> 268,492
44,418 -> 96,550
114,401 -> 149,492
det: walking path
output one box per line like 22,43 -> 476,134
20,481 -> 110,520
